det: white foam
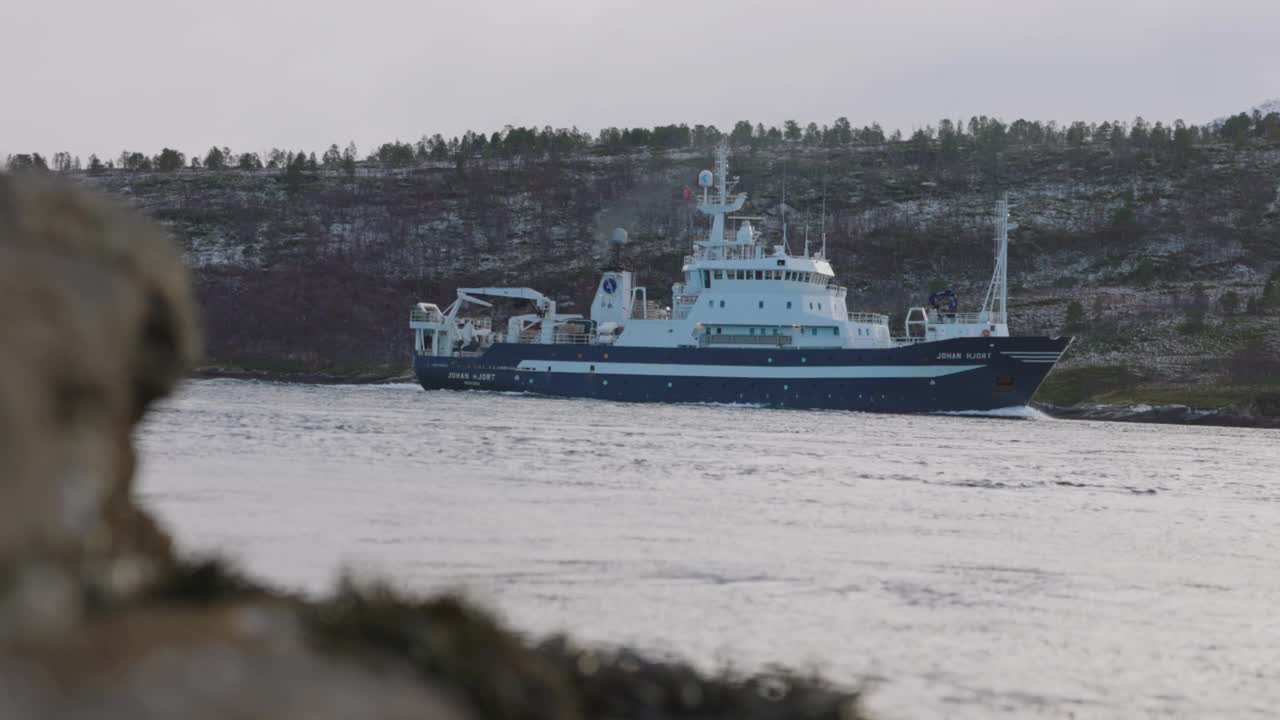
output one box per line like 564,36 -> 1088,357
934,405 -> 1050,420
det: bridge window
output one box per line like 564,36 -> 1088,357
719,300 -> 725,308
753,270 -> 761,280
749,328 -> 756,335
713,270 -> 723,279
716,327 -> 722,334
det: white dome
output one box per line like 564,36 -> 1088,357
736,222 -> 753,244
697,169 -> 714,187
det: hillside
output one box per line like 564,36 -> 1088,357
78,135 -> 1280,411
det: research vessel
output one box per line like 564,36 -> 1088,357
409,144 -> 1069,412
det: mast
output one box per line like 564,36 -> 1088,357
819,161 -> 827,260
781,159 -> 788,253
696,141 -> 746,247
981,193 -> 1010,324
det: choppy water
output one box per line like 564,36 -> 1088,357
137,380 -> 1280,719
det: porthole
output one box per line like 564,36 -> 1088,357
603,380 -> 609,386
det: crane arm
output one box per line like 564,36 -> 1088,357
457,287 -> 550,311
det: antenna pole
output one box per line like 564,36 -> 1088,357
781,159 -> 789,253
998,192 -> 1009,323
981,193 -> 1011,326
819,159 -> 828,260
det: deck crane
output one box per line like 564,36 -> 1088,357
411,287 -> 582,355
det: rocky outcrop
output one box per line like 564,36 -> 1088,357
1036,398 -> 1280,429
0,172 -> 199,580
0,172 -> 867,719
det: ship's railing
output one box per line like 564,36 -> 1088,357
635,301 -> 670,320
698,334 -> 793,347
511,332 -> 594,345
848,312 -> 890,325
686,244 -> 770,262
409,307 -> 493,330
931,311 -> 1003,325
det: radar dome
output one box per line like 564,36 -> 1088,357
736,221 -> 753,244
697,169 -> 714,188
609,227 -> 629,245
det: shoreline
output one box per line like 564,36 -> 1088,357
191,366 -> 415,385
190,368 -> 1279,429
1033,401 -> 1280,430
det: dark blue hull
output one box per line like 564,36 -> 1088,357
413,336 -> 1071,413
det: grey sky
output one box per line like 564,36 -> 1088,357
3,0 -> 1277,161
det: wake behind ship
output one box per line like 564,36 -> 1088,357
409,144 -> 1070,413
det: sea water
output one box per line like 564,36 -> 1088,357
136,380 -> 1280,719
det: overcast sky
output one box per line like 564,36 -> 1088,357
3,0 -> 1277,160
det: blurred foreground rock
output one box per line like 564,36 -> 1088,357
0,173 -> 867,719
